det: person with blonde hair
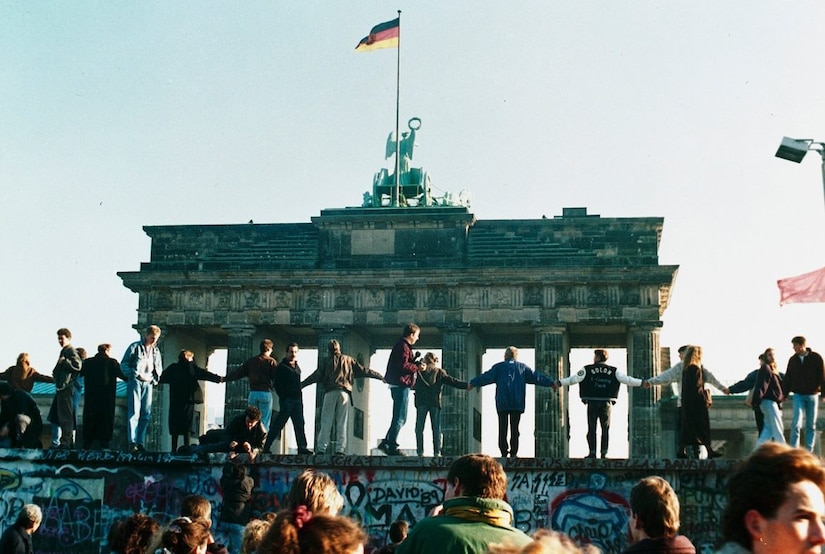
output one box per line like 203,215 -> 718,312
486,529 -> 600,554
241,518 -> 271,554
287,469 -> 344,515
0,503 -> 43,553
257,507 -> 367,554
1,352 -> 53,392
678,346 -> 720,459
121,325 -> 163,452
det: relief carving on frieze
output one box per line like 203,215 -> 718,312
337,289 -> 353,309
155,289 -> 174,310
244,291 -> 260,309
274,291 -> 292,308
215,290 -> 231,309
187,290 -> 204,309
397,289 -> 416,310
428,287 -> 448,309
305,290 -> 322,309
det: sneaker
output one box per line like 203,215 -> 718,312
129,443 -> 139,453
387,448 -> 405,456
297,448 -> 314,455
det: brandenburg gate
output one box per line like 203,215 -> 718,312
118,204 -> 678,458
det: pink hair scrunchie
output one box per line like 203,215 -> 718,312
293,505 -> 313,529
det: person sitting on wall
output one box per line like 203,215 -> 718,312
0,381 -> 44,448
191,405 -> 266,461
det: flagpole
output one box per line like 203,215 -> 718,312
394,10 -> 402,207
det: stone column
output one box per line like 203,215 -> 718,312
223,325 -> 256,427
534,327 -> 567,458
628,323 -> 662,458
440,324 -> 480,456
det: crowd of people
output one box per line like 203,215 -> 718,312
3,445 -> 825,553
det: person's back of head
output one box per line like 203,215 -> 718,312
108,513 -> 161,554
593,349 -> 608,363
629,476 -> 680,539
447,454 -> 507,499
486,529 -> 600,554
287,469 -> 344,515
258,507 -> 367,554
260,339 -> 274,354
16,504 -> 42,532
504,346 -> 518,361
722,442 -> 825,550
180,494 -> 212,526
242,518 -> 272,554
388,519 -> 409,543
161,517 -> 210,554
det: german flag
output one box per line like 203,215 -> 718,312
355,18 -> 400,52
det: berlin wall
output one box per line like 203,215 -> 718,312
0,449 -> 731,554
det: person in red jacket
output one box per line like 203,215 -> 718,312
378,323 -> 421,456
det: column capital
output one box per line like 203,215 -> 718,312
533,325 -> 567,335
630,321 -> 663,331
437,322 -> 472,335
221,324 -> 257,337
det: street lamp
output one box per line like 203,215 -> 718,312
775,136 -> 825,210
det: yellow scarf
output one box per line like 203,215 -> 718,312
442,505 -> 513,529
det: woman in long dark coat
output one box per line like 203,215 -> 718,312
159,350 -> 223,452
680,345 -> 718,458
81,344 -> 124,449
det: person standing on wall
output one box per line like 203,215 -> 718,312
265,342 -> 313,455
80,343 -> 125,450
224,339 -> 278,437
48,327 -> 83,449
643,344 -> 729,458
470,346 -> 554,459
782,335 -> 825,452
160,349 -> 224,453
751,347 -> 786,449
302,339 -> 384,455
120,325 -> 163,453
378,323 -> 421,456
555,349 -> 643,459
413,352 -> 471,457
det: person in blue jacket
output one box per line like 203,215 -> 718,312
470,346 -> 554,458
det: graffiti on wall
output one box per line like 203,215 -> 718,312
0,452 -> 730,554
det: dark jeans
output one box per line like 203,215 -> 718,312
264,397 -> 308,451
415,405 -> 442,456
586,401 -> 612,456
497,411 -> 521,457
382,387 -> 410,449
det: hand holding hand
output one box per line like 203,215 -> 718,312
642,381 -> 651,390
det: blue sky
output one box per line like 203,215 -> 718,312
2,2 -> 824,455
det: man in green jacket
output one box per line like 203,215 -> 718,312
398,453 -> 531,554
